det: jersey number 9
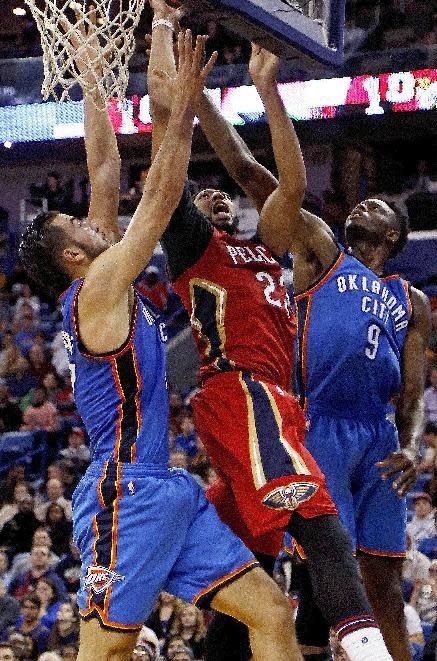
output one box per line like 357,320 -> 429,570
365,323 -> 381,360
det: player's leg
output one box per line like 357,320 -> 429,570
77,619 -> 138,661
288,513 -> 393,660
204,476 -> 281,661
354,418 -> 410,659
211,566 -> 302,661
165,478 -> 302,661
358,554 -> 410,661
291,555 -> 331,660
205,552 -> 276,661
73,464 -> 198,661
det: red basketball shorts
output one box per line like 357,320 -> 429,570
192,371 -> 337,554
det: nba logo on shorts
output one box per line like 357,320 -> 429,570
84,565 -> 125,594
262,482 -> 319,511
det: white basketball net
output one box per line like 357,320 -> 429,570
23,0 -> 146,105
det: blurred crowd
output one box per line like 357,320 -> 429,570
1,0 -> 436,62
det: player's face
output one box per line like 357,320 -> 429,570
344,199 -> 398,253
193,189 -> 236,229
52,213 -> 111,260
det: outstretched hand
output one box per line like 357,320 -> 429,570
149,30 -> 217,115
376,450 -> 418,497
249,43 -> 280,90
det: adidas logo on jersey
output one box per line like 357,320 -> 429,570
84,565 -> 125,594
262,481 -> 319,511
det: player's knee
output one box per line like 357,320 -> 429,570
359,556 -> 404,607
256,587 -> 294,635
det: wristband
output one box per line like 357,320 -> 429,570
152,18 -> 175,32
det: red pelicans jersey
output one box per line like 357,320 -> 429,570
174,228 -> 295,388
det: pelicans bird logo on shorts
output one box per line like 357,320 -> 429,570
262,482 -> 319,511
84,565 -> 125,594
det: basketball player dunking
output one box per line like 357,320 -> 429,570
148,2 -> 393,659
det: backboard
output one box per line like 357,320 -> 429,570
192,0 -> 345,66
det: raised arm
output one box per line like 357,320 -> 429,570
82,33 -> 217,304
378,288 -> 432,496
147,0 -> 277,211
66,7 -> 121,239
249,46 -> 306,256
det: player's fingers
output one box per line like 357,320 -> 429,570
177,30 -> 186,70
380,465 -> 402,480
184,29 -> 193,68
201,50 -> 218,79
192,35 -> 206,71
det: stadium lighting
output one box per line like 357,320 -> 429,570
12,7 -> 27,15
3,141 -> 12,149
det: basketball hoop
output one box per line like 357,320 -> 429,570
23,0 -> 146,105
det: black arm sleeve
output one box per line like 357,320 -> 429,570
161,182 -> 214,282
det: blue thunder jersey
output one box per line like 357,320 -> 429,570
295,251 -> 412,419
60,279 -> 169,465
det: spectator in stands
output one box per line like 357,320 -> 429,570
59,428 -> 89,467
44,505 -> 72,557
7,360 -> 38,400
0,554 -> 12,591
0,580 -> 20,633
146,593 -> 182,649
42,373 -> 60,406
46,603 -> 79,652
9,545 -> 67,601
0,384 -> 22,432
9,528 -> 59,582
407,493 -> 436,546
59,644 -> 78,661
173,416 -> 199,459
20,387 -> 59,434
169,393 -> 184,435
167,646 -> 194,661
7,632 -> 35,661
163,637 -> 185,659
403,602 -> 425,660
55,536 -> 81,596
14,307 -> 38,358
35,577 -> 64,629
38,652 -> 62,661
0,643 -> 16,661
418,509 -> 437,560
11,594 -> 49,655
0,482 -> 31,530
0,464 -> 26,507
0,333 -> 24,378
419,422 -> 437,472
28,344 -> 51,383
411,559 -> 437,624
35,480 -> 71,523
0,494 -> 39,556
425,367 -> 437,423
13,285 -> 40,320
169,604 -> 206,660
29,172 -> 72,214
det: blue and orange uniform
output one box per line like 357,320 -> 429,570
161,184 -> 337,558
60,279 -> 258,631
295,250 -> 412,556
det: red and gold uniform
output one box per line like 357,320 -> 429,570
162,184 -> 336,555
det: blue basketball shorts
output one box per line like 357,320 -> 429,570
72,461 -> 257,631
304,412 -> 407,557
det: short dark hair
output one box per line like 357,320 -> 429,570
385,200 -> 410,257
18,211 -> 71,299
